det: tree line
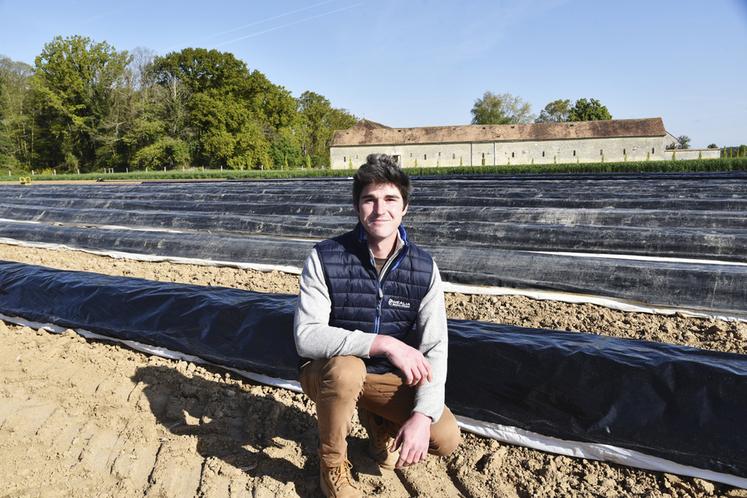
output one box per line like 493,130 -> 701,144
470,92 -> 613,125
0,35 -> 357,173
469,91 -> 747,153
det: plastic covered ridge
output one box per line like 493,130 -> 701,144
0,260 -> 746,478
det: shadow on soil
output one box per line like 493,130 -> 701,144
132,365 -> 329,493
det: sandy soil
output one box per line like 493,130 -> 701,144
0,242 -> 745,497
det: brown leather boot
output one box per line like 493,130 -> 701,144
358,408 -> 399,470
320,460 -> 361,498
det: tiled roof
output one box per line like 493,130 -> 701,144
331,118 -> 666,146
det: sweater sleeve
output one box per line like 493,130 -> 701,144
412,260 -> 448,422
294,248 -> 377,359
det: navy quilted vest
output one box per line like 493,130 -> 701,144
316,224 -> 434,373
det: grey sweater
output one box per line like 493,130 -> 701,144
293,238 -> 448,422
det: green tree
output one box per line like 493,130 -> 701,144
0,56 -> 35,169
0,78 -> 13,166
149,48 -> 249,95
297,91 -> 356,168
269,126 -> 303,169
707,143 -> 718,149
676,135 -> 691,149
244,70 -> 296,131
31,35 -> 131,171
132,136 -> 190,169
148,48 -> 294,169
567,98 -> 612,122
535,99 -> 571,123
470,91 -> 534,125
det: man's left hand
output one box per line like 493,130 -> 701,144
391,411 -> 431,468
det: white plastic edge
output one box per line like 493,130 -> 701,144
0,312 -> 303,391
1,237 -> 744,322
439,282 -> 745,322
0,237 -> 304,275
456,415 -> 747,489
531,250 -> 747,267
1,313 -> 745,489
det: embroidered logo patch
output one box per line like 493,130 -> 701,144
387,298 -> 411,310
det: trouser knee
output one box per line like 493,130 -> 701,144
431,427 -> 461,457
429,410 -> 462,457
320,356 -> 367,400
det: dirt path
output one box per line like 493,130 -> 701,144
0,243 -> 745,497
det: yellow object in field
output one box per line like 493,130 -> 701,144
19,176 -> 32,185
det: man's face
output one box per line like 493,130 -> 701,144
355,182 -> 408,245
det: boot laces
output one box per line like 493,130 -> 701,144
329,461 -> 357,490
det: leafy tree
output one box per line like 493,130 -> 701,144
132,136 -> 190,169
244,70 -> 296,131
0,56 -> 34,169
148,48 -> 296,169
470,91 -> 534,125
567,98 -> 612,122
297,91 -> 356,168
149,48 -> 249,95
31,35 -> 131,171
269,127 -> 303,169
0,79 -> 13,166
228,120 -> 272,170
707,143 -> 718,149
535,99 -> 571,123
675,135 -> 691,149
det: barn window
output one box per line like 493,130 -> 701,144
424,154 -> 427,160
652,147 -> 655,154
542,151 -> 545,157
438,151 -> 441,157
452,153 -> 456,160
623,148 -> 627,155
343,156 -> 346,162
481,153 -> 485,159
511,152 -> 515,158
600,149 -> 604,155
573,150 -> 576,156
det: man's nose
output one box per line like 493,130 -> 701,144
373,200 -> 386,214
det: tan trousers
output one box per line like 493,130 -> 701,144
299,355 -> 461,466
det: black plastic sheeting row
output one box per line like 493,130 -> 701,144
2,221 -> 746,318
3,197 -> 746,229
0,171 -> 745,261
1,171 -> 745,317
1,204 -> 745,262
1,260 -> 745,478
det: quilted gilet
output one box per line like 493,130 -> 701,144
315,224 -> 434,373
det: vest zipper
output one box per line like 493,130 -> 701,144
374,285 -> 383,334
371,246 -> 406,335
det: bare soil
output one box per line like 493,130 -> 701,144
0,242 -> 745,497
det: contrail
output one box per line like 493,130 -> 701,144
201,0 -> 338,40
212,2 -> 363,48
164,0 -> 340,52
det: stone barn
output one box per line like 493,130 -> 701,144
329,118 -> 720,169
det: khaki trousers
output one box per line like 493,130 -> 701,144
299,355 -> 461,466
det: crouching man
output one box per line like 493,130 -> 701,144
294,154 -> 461,497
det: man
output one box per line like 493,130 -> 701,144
294,154 -> 461,497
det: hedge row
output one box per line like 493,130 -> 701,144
2,157 -> 746,182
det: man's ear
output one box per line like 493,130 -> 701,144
402,203 -> 408,216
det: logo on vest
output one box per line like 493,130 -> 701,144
387,298 -> 411,310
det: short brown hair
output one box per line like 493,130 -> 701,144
352,154 -> 411,207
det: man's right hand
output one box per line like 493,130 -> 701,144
369,335 -> 432,386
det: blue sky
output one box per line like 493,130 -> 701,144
1,0 -> 746,147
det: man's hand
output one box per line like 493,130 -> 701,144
391,412 -> 431,468
369,335 -> 432,386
